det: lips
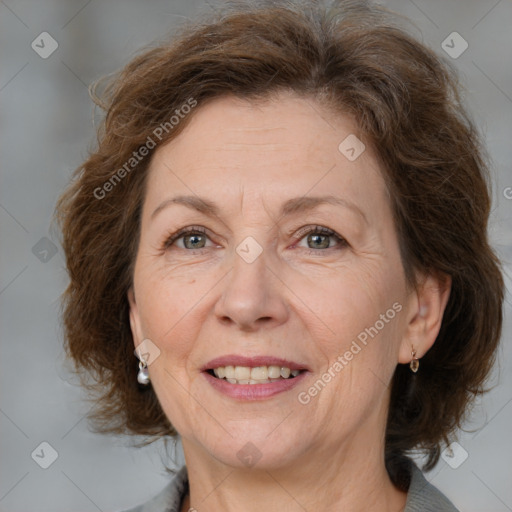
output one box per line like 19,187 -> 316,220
201,355 -> 310,372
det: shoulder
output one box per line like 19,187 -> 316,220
404,460 -> 460,512
119,465 -> 188,512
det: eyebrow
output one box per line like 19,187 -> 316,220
150,194 -> 368,224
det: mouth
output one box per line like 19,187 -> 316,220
205,365 -> 306,385
201,355 -> 310,399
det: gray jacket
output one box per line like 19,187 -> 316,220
121,460 -> 460,512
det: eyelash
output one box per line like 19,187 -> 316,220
161,225 -> 347,255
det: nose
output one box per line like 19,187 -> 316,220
214,246 -> 289,332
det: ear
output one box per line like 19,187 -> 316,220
398,272 -> 452,364
127,287 -> 144,348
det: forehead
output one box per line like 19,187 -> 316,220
154,93 -> 358,164
144,93 -> 387,218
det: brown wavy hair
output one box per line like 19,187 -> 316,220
54,0 -> 504,489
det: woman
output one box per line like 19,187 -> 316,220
54,1 -> 504,511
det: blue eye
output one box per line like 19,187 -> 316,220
162,226 -> 210,251
294,226 -> 346,252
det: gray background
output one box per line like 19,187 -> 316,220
1,0 -> 511,510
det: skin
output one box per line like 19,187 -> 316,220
128,91 -> 451,512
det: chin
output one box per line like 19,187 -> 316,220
211,427 -> 303,469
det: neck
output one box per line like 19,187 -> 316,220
180,423 -> 408,512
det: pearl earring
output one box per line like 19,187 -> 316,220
137,358 -> 150,385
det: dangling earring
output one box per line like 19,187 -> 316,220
410,347 -> 419,373
137,357 -> 150,385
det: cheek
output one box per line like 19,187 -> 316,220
148,370 -> 195,435
314,264 -> 405,370
135,266 -> 206,340
319,272 -> 392,339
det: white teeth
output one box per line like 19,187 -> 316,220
250,366 -> 268,380
213,367 -> 225,379
210,364 -> 303,384
234,366 -> 251,380
268,365 -> 281,378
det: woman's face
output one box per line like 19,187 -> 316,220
128,92 -> 417,471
